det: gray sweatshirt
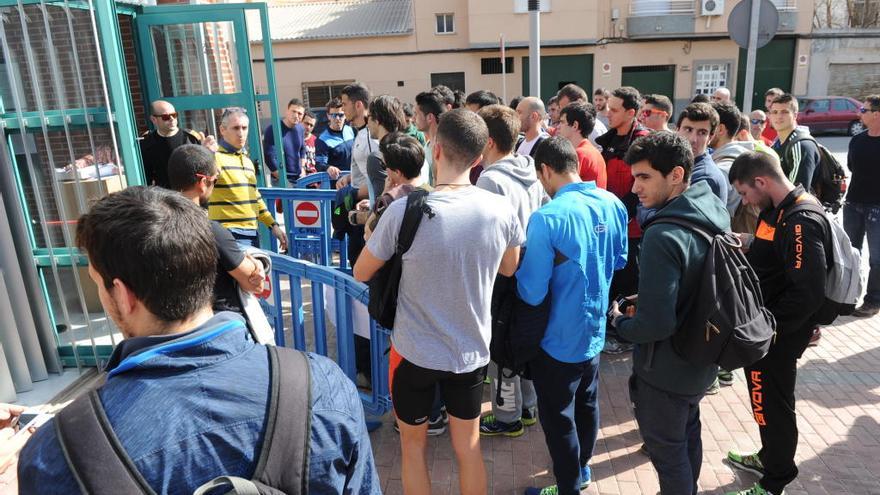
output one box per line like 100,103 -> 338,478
476,154 -> 548,231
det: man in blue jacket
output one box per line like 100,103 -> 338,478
609,131 -> 731,495
517,136 -> 628,495
18,186 -> 379,494
263,97 -> 306,185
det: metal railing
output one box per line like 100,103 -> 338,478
770,0 -> 797,12
265,253 -> 392,417
629,0 -> 695,16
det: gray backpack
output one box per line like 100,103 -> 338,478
55,346 -> 311,495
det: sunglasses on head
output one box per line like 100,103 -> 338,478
329,112 -> 345,118
859,107 -> 878,114
751,119 -> 765,125
642,109 -> 667,117
154,112 -> 178,121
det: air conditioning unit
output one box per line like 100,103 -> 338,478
701,0 -> 724,16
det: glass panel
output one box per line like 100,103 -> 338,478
832,99 -> 850,111
43,264 -> 121,354
436,14 -> 444,33
150,22 -> 240,97
446,14 -> 454,32
811,100 -> 830,112
0,4 -> 104,113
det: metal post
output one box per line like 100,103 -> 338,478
742,0 -> 761,113
500,34 -> 507,103
528,0 -> 541,98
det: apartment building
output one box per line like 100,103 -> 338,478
249,0 -> 813,115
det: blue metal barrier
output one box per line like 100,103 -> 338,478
259,187 -> 348,269
265,253 -> 391,417
294,171 -> 349,189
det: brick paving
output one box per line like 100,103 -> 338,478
369,314 -> 880,494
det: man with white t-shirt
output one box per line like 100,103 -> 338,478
354,109 -> 523,495
516,96 -> 550,157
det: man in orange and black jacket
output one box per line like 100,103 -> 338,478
723,151 -> 828,495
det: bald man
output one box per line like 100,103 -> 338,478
750,110 -> 774,145
516,96 -> 550,157
712,87 -> 732,103
139,99 -> 217,188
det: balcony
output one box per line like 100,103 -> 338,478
628,0 -> 695,38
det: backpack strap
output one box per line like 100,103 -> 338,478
528,136 -> 545,158
644,217 -> 716,244
778,200 -> 833,268
396,189 -> 432,255
251,346 -> 311,494
55,390 -> 156,495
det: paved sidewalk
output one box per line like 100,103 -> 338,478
369,314 -> 880,494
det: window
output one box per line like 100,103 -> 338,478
481,57 -> 514,75
435,13 -> 454,34
694,63 -> 729,96
808,100 -> 830,113
430,72 -> 465,92
630,0 -> 695,16
832,98 -> 857,112
514,0 -> 551,13
302,81 -> 352,110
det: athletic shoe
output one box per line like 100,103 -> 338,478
523,471 -> 590,495
725,451 -> 765,477
479,414 -> 524,437
521,407 -> 538,427
718,370 -> 734,386
724,482 -> 782,495
393,410 -> 447,436
705,377 -> 720,395
853,303 -> 880,318
807,327 -> 822,347
602,338 -> 634,355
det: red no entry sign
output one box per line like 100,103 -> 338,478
293,200 -> 320,227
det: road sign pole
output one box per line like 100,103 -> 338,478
529,0 -> 541,98
743,0 -> 762,113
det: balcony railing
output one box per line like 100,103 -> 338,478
630,0 -> 695,16
770,0 -> 797,12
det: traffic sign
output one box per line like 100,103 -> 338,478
293,200 -> 320,227
728,0 -> 779,49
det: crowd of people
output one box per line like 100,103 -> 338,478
2,78 -> 879,495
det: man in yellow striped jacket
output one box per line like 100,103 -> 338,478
209,107 -> 288,251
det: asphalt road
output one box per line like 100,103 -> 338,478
816,135 -> 850,169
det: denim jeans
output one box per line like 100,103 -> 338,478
843,202 -> 880,305
629,375 -> 704,495
530,350 -> 600,495
229,228 -> 260,249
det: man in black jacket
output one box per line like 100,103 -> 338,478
769,94 -> 820,192
139,100 -> 216,188
725,151 -> 828,495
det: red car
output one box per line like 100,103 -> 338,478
797,96 -> 866,136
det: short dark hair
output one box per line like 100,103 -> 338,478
167,144 -> 217,191
465,90 -> 500,109
711,102 -> 742,138
303,110 -> 316,120
765,87 -> 784,98
341,83 -> 371,105
326,97 -> 343,111
508,96 -> 524,111
728,150 -> 785,185
738,114 -> 751,135
690,93 -> 711,104
548,95 -> 559,106
677,102 -> 720,134
644,94 -> 673,119
612,86 -> 641,112
76,186 -> 217,322
287,98 -> 303,108
432,85 -> 456,107
478,104 -> 520,154
866,94 -> 880,111
380,132 -> 424,179
557,84 -> 588,103
593,87 -> 611,98
534,135 -> 578,175
453,89 -> 466,109
559,101 -> 596,138
402,102 -> 415,118
436,109 -> 489,170
625,131 -> 694,180
771,93 -> 799,113
368,95 -> 407,134
415,89 -> 447,120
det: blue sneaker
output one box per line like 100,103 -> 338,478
523,468 -> 590,495
580,465 -> 591,488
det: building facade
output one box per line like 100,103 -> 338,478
249,0 -> 814,115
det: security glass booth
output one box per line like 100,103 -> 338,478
0,0 -> 280,379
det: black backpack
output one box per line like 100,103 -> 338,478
367,189 -> 432,329
787,135 -> 848,213
646,218 -> 776,371
55,346 -> 311,495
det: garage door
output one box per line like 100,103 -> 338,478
828,63 -> 880,99
621,65 -> 676,100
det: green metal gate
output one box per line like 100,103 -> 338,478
621,65 -> 676,100
735,38 -> 796,109
522,54 -> 594,103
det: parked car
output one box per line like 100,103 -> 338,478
797,96 -> 866,136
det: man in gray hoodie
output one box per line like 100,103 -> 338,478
476,104 -> 547,436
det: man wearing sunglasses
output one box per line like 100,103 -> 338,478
640,94 -> 673,133
844,95 -> 880,317
749,110 -> 774,146
139,100 -> 217,189
315,98 -> 355,180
